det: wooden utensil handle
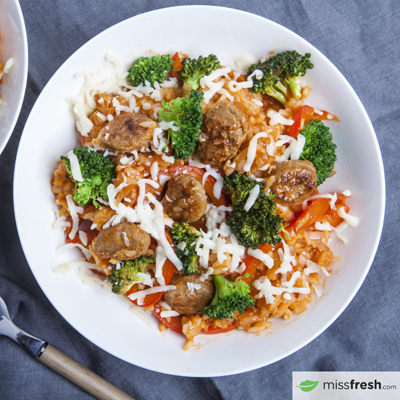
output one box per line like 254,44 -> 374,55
38,344 -> 135,400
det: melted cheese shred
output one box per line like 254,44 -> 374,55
338,207 -> 359,226
57,243 -> 92,260
67,151 -> 84,182
127,285 -> 177,304
66,195 -> 83,239
247,248 -> 274,269
244,185 -> 260,211
243,132 -> 268,172
253,275 -> 310,304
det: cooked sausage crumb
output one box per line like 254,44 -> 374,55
100,112 -> 157,152
164,274 -> 215,315
163,174 -> 207,223
197,101 -> 249,168
271,160 -> 317,206
92,222 -> 151,260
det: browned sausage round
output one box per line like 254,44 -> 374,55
271,160 -> 318,206
162,174 -> 207,223
197,101 -> 249,168
92,222 -> 150,260
164,274 -> 215,315
100,112 -> 157,152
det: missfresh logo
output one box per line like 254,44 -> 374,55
296,380 -> 319,392
293,372 -> 400,400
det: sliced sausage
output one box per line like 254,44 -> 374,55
197,101 -> 249,168
162,174 -> 207,223
271,160 -> 317,206
92,222 -> 150,260
101,112 -> 157,152
164,275 -> 215,315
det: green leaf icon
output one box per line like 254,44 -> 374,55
297,380 -> 319,392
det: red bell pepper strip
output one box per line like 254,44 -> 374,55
295,197 -> 331,233
319,194 -> 350,228
289,105 -> 315,138
170,52 -> 186,79
153,302 -> 183,334
239,243 -> 273,285
289,105 -> 339,138
126,231 -> 176,307
295,193 -> 350,233
160,165 -> 229,207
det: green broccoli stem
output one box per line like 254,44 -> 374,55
285,76 -> 301,99
274,80 -> 289,97
183,73 -> 203,93
265,86 -> 287,105
210,274 -> 224,306
183,81 -> 194,93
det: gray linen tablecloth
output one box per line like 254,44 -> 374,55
0,1 -> 399,399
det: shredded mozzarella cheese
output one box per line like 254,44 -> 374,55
244,185 -> 260,211
66,195 -> 83,239
253,276 -> 310,304
127,285 -> 176,302
247,248 -> 274,269
56,243 -> 92,260
187,282 -> 202,293
243,132 -> 268,172
234,54 -> 257,70
337,207 -> 359,226
78,231 -> 88,246
67,151 -> 84,182
160,310 -> 180,318
3,58 -> 15,74
315,221 -> 333,231
275,239 -> 297,274
306,193 -> 338,210
267,110 -> 294,126
150,161 -> 158,181
290,133 -> 306,160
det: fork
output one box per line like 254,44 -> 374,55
0,296 -> 135,400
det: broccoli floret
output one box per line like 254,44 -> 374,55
248,50 -> 313,105
108,255 -> 155,295
178,54 -> 220,93
223,172 -> 283,249
158,90 -> 204,160
298,119 -> 337,186
127,55 -> 174,88
168,223 -> 202,275
203,275 -> 254,320
61,147 -> 116,208
222,171 -> 265,203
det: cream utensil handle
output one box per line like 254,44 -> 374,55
38,344 -> 135,400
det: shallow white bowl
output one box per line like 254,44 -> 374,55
0,0 -> 28,154
14,6 -> 385,377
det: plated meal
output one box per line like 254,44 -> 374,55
15,6 -> 384,376
51,49 -> 358,350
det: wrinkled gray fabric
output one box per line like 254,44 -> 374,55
0,0 -> 399,399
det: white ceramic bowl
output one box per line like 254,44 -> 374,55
14,6 -> 385,377
0,0 -> 28,154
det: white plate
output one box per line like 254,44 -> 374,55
0,0 -> 28,154
14,6 -> 385,377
